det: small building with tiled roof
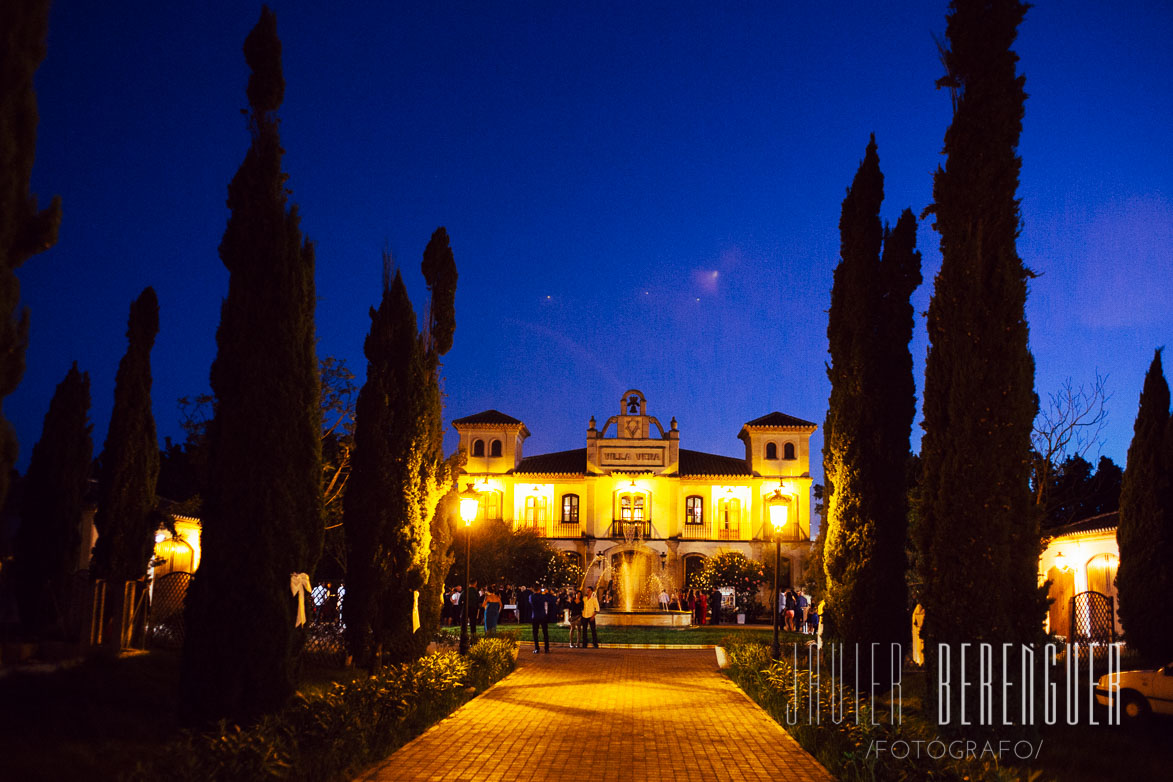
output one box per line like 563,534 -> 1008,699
452,390 -> 817,592
1039,511 -> 1122,641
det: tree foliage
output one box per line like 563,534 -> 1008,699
344,230 -> 459,667
0,0 -> 61,512
822,136 -> 920,651
92,287 -> 161,585
13,363 -> 91,633
1116,350 -> 1173,662
915,0 -> 1043,729
181,7 -> 322,726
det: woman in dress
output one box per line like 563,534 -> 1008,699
483,584 -> 502,634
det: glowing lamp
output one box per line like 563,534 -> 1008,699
768,490 -> 789,532
1054,550 -> 1070,572
458,485 -> 481,527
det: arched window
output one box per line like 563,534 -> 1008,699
562,494 -> 580,523
685,495 -> 704,524
472,439 -> 485,457
683,554 -> 706,589
783,442 -> 796,460
478,491 -> 501,521
619,493 -> 645,521
565,552 -> 583,569
765,442 -> 778,460
1086,553 -> 1119,596
490,439 -> 503,457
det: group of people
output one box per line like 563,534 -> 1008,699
777,586 -> 818,634
441,582 -> 603,652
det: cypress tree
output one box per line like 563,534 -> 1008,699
181,7 -> 322,725
1116,350 -> 1173,662
1,0 -> 62,512
14,363 -> 91,633
343,269 -> 427,667
92,287 -> 161,589
345,229 -> 458,666
916,0 -> 1043,728
823,137 -> 920,658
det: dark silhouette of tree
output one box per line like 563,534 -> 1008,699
1,0 -> 61,513
822,137 -> 920,660
915,0 -> 1044,729
345,229 -> 459,667
1039,453 -> 1122,529
181,7 -> 322,726
1117,350 -> 1173,663
14,363 -> 91,633
1031,374 -> 1111,513
91,288 -> 161,597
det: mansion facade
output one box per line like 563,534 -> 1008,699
453,389 -> 816,589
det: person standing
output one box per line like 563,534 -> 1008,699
517,585 -> 532,625
483,584 -> 502,634
709,587 -> 723,625
530,585 -> 552,653
461,581 -> 481,640
568,590 -> 585,647
698,590 -> 708,626
581,585 -> 601,648
688,589 -> 697,622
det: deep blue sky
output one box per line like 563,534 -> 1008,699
11,1 -> 1172,491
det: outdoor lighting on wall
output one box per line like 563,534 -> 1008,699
1054,550 -> 1071,573
769,489 -> 790,661
458,484 -> 481,655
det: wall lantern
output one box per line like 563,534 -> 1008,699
768,490 -> 790,533
1054,550 -> 1071,572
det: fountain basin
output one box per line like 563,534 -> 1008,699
595,609 -> 692,627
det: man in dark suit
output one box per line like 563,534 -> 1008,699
517,585 -> 532,625
709,587 -> 723,625
530,585 -> 553,653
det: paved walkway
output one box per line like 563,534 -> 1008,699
357,648 -> 835,782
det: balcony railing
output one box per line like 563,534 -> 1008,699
607,520 -> 652,540
716,525 -> 741,541
552,522 -> 582,538
682,523 -> 709,540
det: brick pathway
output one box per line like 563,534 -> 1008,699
357,648 -> 835,782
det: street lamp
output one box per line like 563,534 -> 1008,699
458,484 -> 481,655
768,489 -> 790,660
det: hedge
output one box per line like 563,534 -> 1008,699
124,637 -> 517,781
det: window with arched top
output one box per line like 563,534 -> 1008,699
472,439 -> 485,457
685,495 -> 704,524
783,442 -> 796,460
490,439 -> 502,457
1086,553 -> 1119,596
619,493 -> 645,521
765,442 -> 778,460
562,494 -> 580,523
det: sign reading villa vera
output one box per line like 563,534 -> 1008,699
599,447 -> 665,467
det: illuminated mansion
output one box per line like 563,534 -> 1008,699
453,389 -> 816,589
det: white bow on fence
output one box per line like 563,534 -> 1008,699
290,572 -> 312,627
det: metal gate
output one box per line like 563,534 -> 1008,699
1069,590 -> 1115,645
147,571 -> 192,649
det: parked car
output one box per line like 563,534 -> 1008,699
1095,662 -> 1173,720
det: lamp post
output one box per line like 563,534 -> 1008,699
458,484 -> 481,655
768,489 -> 790,660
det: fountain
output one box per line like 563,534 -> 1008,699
584,544 -> 692,627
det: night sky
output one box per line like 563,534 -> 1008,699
10,1 -> 1172,496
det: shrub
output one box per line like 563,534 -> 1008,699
125,639 -> 516,782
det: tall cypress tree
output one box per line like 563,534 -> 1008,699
1116,350 -> 1173,662
345,229 -> 458,667
916,0 -> 1043,728
14,363 -> 91,633
344,269 -> 426,668
823,137 -> 920,657
182,7 -> 322,725
1,0 -> 62,512
92,287 -> 160,585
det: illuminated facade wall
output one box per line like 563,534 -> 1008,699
452,390 -> 817,587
